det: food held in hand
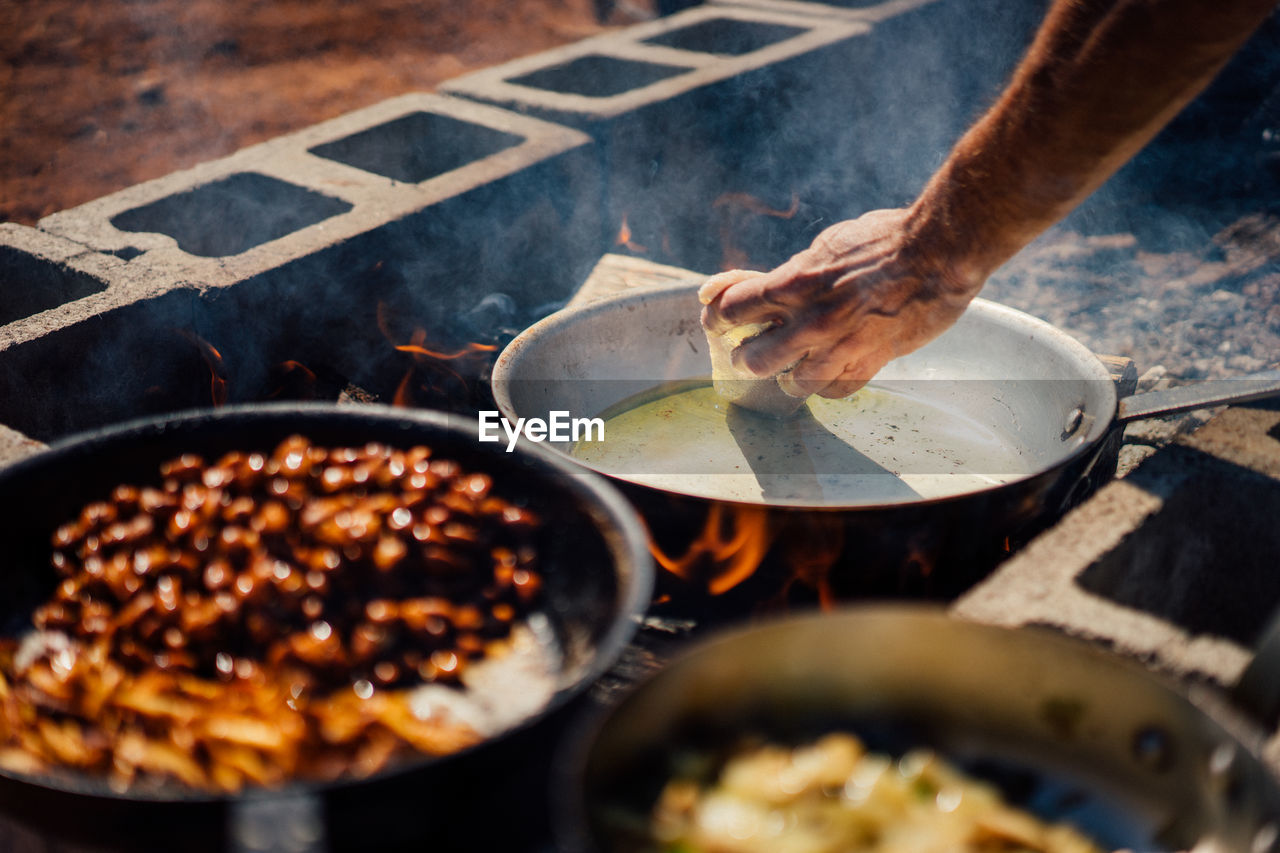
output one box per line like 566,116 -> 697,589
706,321 -> 808,418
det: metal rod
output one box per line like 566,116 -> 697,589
1115,371 -> 1280,424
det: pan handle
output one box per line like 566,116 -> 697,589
1115,370 -> 1280,424
229,790 -> 327,853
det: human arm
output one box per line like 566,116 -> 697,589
701,0 -> 1277,399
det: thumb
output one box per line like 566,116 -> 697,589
698,269 -> 763,305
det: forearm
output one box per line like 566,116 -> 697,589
701,0 -> 1276,397
908,0 -> 1276,290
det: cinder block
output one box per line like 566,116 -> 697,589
0,424 -> 46,469
718,0 -> 1047,214
0,223 -> 139,328
442,6 -> 871,273
38,91 -> 598,328
444,0 -> 1049,273
13,95 -> 600,439
710,0 -> 939,24
40,95 -> 597,305
953,405 -> 1280,689
0,224 -> 194,438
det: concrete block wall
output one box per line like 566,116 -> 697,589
442,5 -> 871,273
954,404 -> 1280,690
0,223 -> 132,328
0,2 -> 1054,442
0,223 -> 179,439
443,0 -> 1049,273
710,0 -> 944,24
1,94 -> 600,440
731,0 -> 1048,213
722,0 -> 1280,237
711,0 -> 991,25
39,94 -> 597,305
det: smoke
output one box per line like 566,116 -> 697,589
8,0 -> 1280,442
583,0 -> 1280,384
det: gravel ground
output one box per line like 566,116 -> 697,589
984,213 -> 1280,384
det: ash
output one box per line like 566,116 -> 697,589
984,214 -> 1280,385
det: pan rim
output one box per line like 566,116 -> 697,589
491,288 -> 1119,511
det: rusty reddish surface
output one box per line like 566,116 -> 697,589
0,0 -> 644,225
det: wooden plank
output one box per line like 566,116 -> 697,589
567,253 -> 704,309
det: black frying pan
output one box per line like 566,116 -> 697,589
0,403 -> 654,852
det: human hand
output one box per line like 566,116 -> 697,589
699,208 -> 985,399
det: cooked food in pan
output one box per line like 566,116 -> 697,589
648,732 -> 1103,853
0,435 -> 547,792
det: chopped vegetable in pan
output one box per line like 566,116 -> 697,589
650,733 -> 1103,853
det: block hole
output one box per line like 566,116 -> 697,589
507,55 -> 689,98
642,19 -> 807,55
110,173 -> 352,258
0,247 -> 108,325
1075,469 -> 1280,645
309,112 -> 525,183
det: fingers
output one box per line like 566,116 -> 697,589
697,269 -> 762,305
816,376 -> 870,399
728,319 -> 810,379
701,271 -> 794,334
776,370 -> 810,398
785,344 -> 892,398
777,361 -> 869,399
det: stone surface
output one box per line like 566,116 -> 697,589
954,402 -> 1280,775
0,424 -> 46,469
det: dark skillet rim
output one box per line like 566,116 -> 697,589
0,401 -> 655,804
491,288 -> 1122,512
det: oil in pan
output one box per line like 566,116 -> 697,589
570,378 -> 1031,506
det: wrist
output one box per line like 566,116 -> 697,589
899,190 -> 1002,299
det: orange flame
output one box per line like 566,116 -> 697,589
712,191 -> 801,220
772,514 -> 844,610
615,213 -> 647,254
393,368 -> 416,408
278,359 -> 314,378
395,342 -> 497,360
377,305 -> 498,408
180,330 -> 229,407
266,360 -> 318,400
650,503 -> 775,596
713,191 -> 801,271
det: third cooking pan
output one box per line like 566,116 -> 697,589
561,605 -> 1280,853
